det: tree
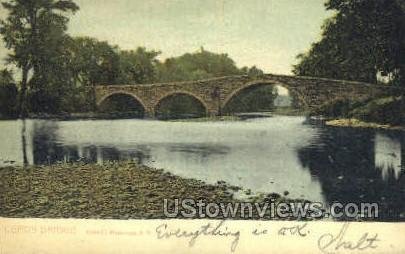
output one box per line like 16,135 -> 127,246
0,69 -> 13,84
156,47 -> 245,82
70,37 -> 120,87
0,69 -> 17,118
62,37 -> 121,111
0,0 -> 79,116
117,47 -> 161,84
293,0 -> 405,84
246,65 -> 264,78
0,83 -> 18,118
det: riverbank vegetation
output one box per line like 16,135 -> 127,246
0,70 -> 17,119
293,0 -> 405,127
311,96 -> 405,128
293,0 -> 405,85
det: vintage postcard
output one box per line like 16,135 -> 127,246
0,0 -> 404,253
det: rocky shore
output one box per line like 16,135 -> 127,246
169,115 -> 241,122
326,118 -> 405,131
0,162 -> 304,220
0,162 -> 232,219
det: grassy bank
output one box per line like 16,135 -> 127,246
0,162 -> 305,220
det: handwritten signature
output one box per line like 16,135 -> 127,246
156,220 -> 240,252
156,221 -> 380,253
318,222 -> 380,254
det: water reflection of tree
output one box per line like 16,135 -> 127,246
21,119 -> 29,166
32,121 -> 64,164
32,121 -> 152,165
297,127 -> 405,221
32,122 -> 96,164
402,134 -> 405,172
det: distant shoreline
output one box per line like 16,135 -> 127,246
0,109 -> 305,121
0,112 -> 144,121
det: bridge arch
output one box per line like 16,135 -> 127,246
97,92 -> 147,117
97,91 -> 147,108
154,91 -> 209,119
222,80 -> 308,112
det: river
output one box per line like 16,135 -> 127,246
0,116 -> 404,220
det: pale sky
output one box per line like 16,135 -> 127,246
0,0 -> 331,75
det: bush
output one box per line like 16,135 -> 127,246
313,95 -> 405,126
0,83 -> 18,118
350,97 -> 405,125
310,98 -> 364,118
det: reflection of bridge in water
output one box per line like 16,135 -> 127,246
95,74 -> 399,118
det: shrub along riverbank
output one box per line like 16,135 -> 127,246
312,96 -> 405,129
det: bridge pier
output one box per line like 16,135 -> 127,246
208,109 -> 220,117
144,108 -> 155,119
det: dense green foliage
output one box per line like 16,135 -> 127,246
293,0 -> 405,85
0,69 -> 17,118
223,85 -> 278,114
117,48 -> 161,84
350,97 -> 405,125
310,98 -> 362,118
0,83 -> 17,118
294,0 -> 405,125
0,69 -> 13,84
69,37 -> 120,87
157,47 -> 246,82
0,0 -> 79,116
312,96 -> 405,125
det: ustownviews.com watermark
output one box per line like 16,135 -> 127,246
163,199 -> 379,219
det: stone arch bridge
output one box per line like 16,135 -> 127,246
95,74 -> 400,118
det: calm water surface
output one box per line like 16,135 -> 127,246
0,116 -> 404,220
